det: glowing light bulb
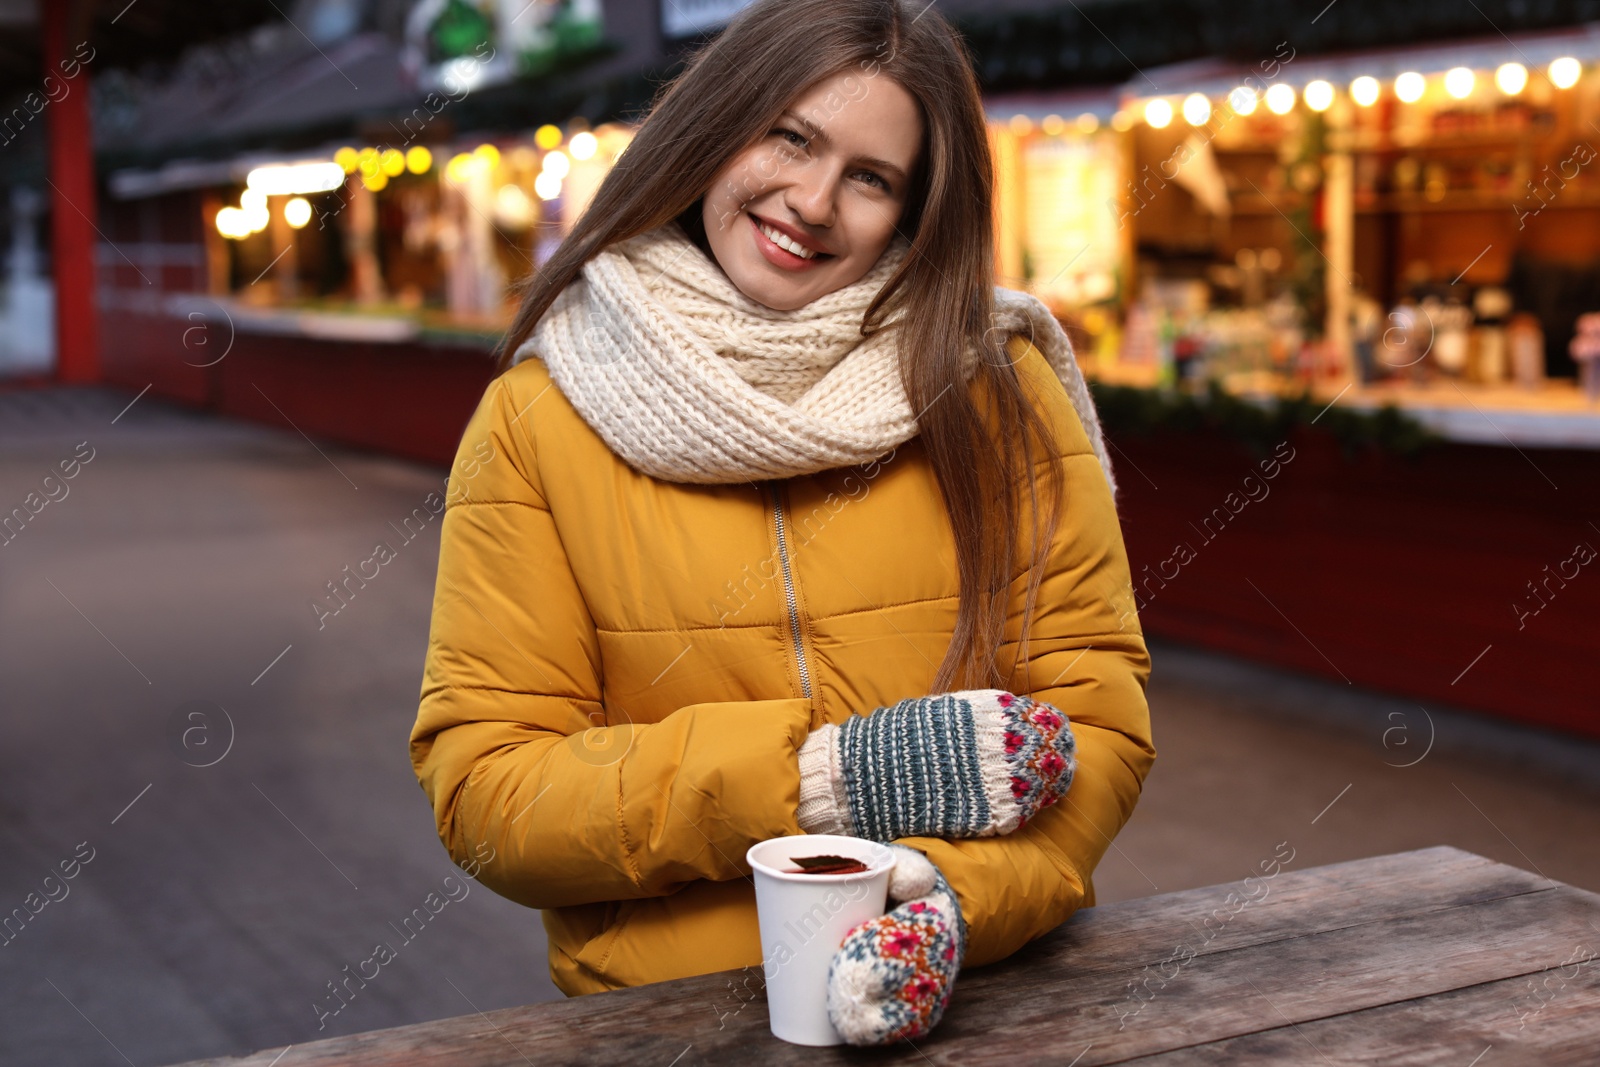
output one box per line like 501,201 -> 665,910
406,146 -> 432,174
1445,67 -> 1475,99
569,131 -> 598,160
1495,62 -> 1528,95
1144,98 -> 1173,129
1395,71 -> 1426,104
534,124 -> 562,150
215,206 -> 247,239
1265,83 -> 1296,115
334,147 -> 358,173
1181,93 -> 1211,126
1350,76 -> 1380,107
284,197 -> 312,229
473,143 -> 501,169
541,150 -> 570,179
534,171 -> 562,200
1304,80 -> 1334,112
1229,86 -> 1258,116
1550,56 -> 1582,89
1076,112 -> 1100,133
380,149 -> 405,177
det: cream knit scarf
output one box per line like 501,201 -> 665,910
512,221 -> 1117,496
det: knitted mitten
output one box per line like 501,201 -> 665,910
795,689 -> 1075,842
827,844 -> 968,1046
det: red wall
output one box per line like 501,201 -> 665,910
1109,426 -> 1599,740
100,307 -> 497,468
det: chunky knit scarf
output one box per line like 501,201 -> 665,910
512,220 -> 1117,496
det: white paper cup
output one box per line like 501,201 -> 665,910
746,833 -> 894,1046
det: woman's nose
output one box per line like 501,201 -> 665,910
784,167 -> 838,230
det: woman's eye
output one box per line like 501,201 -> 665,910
853,170 -> 889,191
774,127 -> 807,147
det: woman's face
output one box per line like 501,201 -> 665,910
701,70 -> 923,311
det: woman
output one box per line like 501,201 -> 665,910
409,0 -> 1154,1046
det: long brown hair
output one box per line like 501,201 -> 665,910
496,0 -> 1066,694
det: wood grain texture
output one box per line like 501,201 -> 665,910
161,848 -> 1600,1066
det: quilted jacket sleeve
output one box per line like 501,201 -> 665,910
895,342 -> 1156,968
409,367 -> 814,911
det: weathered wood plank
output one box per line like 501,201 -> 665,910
1130,950 -> 1600,1066
159,849 -> 1587,1067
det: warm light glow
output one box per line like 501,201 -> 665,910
406,146 -> 432,174
1111,110 -> 1134,132
1495,62 -> 1528,95
361,170 -> 388,192
247,161 -> 346,196
541,150 -> 570,179
1041,114 -> 1065,136
534,124 -> 563,150
334,147 -> 358,173
493,183 -> 536,228
534,171 -> 562,200
1445,67 -> 1475,99
215,206 -> 249,239
569,131 -> 599,159
379,149 -> 405,177
1350,76 -> 1380,107
1229,86 -> 1259,116
1550,56 -> 1582,89
1265,83 -> 1296,115
1304,80 -> 1334,111
1008,114 -> 1034,135
1144,98 -> 1173,128
1076,112 -> 1100,133
444,153 -> 479,184
1182,93 -> 1211,126
241,188 -> 267,214
1395,71 -> 1426,103
284,197 -> 312,229
474,143 -> 501,168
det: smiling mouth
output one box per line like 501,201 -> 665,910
749,213 -> 832,262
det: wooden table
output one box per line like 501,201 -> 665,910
170,847 -> 1600,1065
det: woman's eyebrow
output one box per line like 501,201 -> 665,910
781,109 -> 908,185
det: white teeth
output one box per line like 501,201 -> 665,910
757,220 -> 817,259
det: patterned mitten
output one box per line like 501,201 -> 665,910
827,844 -> 967,1046
796,689 -> 1075,841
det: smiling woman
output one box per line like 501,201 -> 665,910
698,71 -> 924,310
413,0 -> 1153,1050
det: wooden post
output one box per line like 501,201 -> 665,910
43,0 -> 100,384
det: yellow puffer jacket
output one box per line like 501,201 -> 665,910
409,334 -> 1155,996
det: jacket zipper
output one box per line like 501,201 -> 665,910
768,483 -> 813,701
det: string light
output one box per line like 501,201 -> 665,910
542,150 -> 570,179
284,197 -> 312,229
1350,76 -> 1380,107
406,146 -> 432,174
569,131 -> 599,159
1229,86 -> 1258,116
1495,62 -> 1528,95
1445,67 -> 1475,99
215,206 -> 248,239
1144,98 -> 1173,128
1076,112 -> 1100,133
334,147 -> 358,173
380,149 -> 405,177
1182,93 -> 1211,126
534,171 -> 562,200
1304,80 -> 1334,111
1550,56 -> 1582,89
474,143 -> 501,168
1265,83 -> 1296,115
534,124 -> 563,149
1041,114 -> 1066,136
1395,71 -> 1426,103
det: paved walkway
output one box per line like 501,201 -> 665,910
2,384 -> 1596,1066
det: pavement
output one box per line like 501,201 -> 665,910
2,383 -> 1596,1066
